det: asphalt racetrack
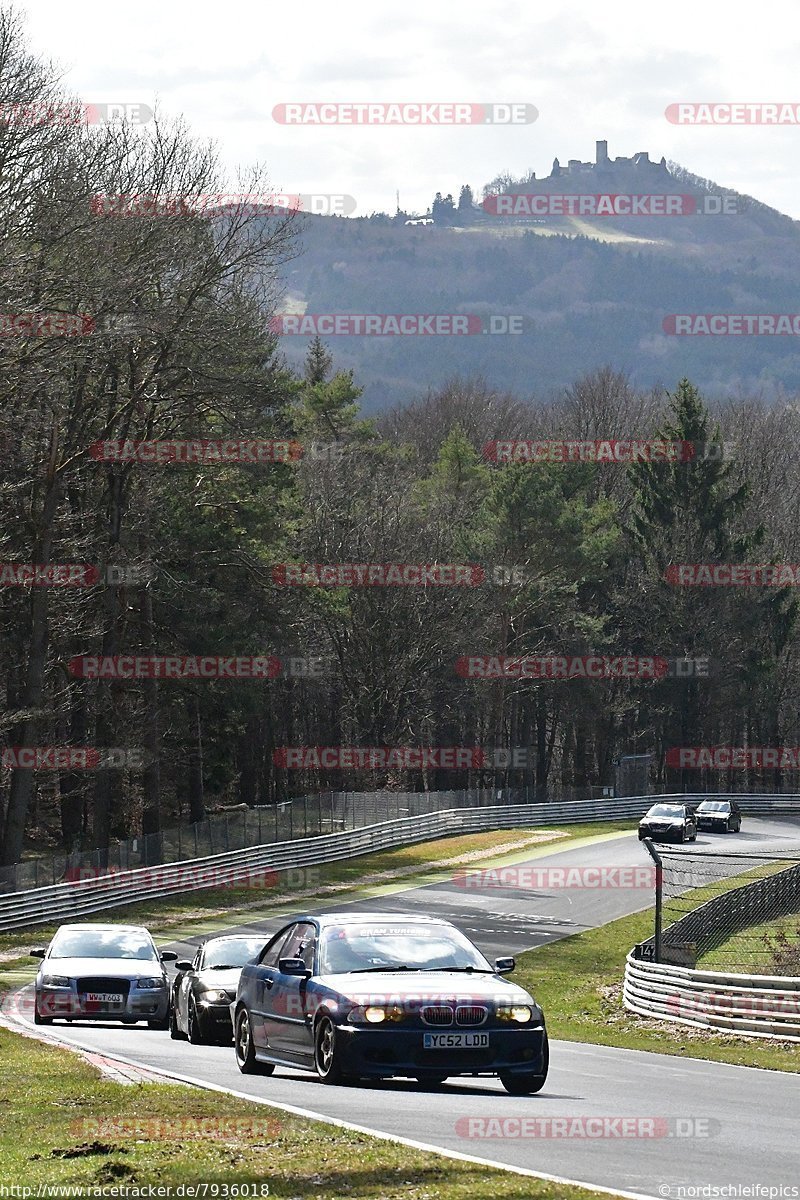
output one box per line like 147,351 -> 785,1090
8,817 -> 800,1199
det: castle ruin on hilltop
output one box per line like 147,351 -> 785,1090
545,140 -> 668,180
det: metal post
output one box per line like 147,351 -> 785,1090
643,838 -> 663,962
303,793 -> 308,837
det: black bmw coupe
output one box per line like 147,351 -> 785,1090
232,911 -> 548,1093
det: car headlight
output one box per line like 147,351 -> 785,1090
496,1004 -> 535,1023
41,975 -> 70,988
348,1004 -> 405,1025
200,990 -> 228,1003
135,977 -> 165,989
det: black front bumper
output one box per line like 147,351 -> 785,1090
333,1023 -> 548,1079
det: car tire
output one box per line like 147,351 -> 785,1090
680,826 -> 687,843
148,1014 -> 170,1031
499,1035 -> 549,1095
314,1015 -> 349,1085
33,1000 -> 52,1026
234,1008 -> 274,1075
187,997 -> 206,1044
169,1002 -> 186,1040
416,1074 -> 448,1085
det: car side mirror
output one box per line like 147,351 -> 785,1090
175,961 -> 193,972
495,956 -> 515,974
30,948 -> 46,959
279,957 -> 311,977
160,950 -> 178,962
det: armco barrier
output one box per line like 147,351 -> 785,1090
624,951 -> 800,1042
1,792 -> 797,933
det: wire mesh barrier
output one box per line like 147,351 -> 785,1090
638,848 -> 800,973
0,788 -> 506,895
3,789 -> 799,897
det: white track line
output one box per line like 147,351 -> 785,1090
2,988 -> 657,1200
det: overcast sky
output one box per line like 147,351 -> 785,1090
20,0 -> 800,218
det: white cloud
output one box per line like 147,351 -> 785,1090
18,0 -> 800,218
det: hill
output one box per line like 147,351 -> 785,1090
275,142 -> 800,410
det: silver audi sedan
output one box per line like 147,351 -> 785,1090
31,923 -> 177,1028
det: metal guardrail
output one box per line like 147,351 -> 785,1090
623,952 -> 800,1042
1,792 -> 798,934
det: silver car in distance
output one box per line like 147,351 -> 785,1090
31,923 -> 177,1028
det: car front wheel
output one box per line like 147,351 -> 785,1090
34,998 -> 52,1026
169,1002 -> 186,1040
499,1035 -> 549,1095
187,997 -> 207,1044
235,1008 -> 274,1075
314,1015 -> 349,1084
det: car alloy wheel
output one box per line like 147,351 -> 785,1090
169,1002 -> 185,1040
187,997 -> 206,1044
235,1008 -> 274,1075
314,1015 -> 347,1084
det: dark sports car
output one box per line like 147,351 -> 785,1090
232,912 -> 548,1094
170,934 -> 266,1043
638,802 -> 698,843
695,799 -> 742,833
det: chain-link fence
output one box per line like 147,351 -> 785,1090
0,787 -> 513,894
644,848 -> 800,974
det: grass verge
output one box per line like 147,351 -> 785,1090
0,1025 -> 620,1198
513,906 -> 800,1072
699,908 -> 800,974
0,821 -> 636,955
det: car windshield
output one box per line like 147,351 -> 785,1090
202,938 -> 264,969
646,805 -> 684,818
698,802 -> 730,812
319,922 -> 492,974
48,928 -> 158,961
